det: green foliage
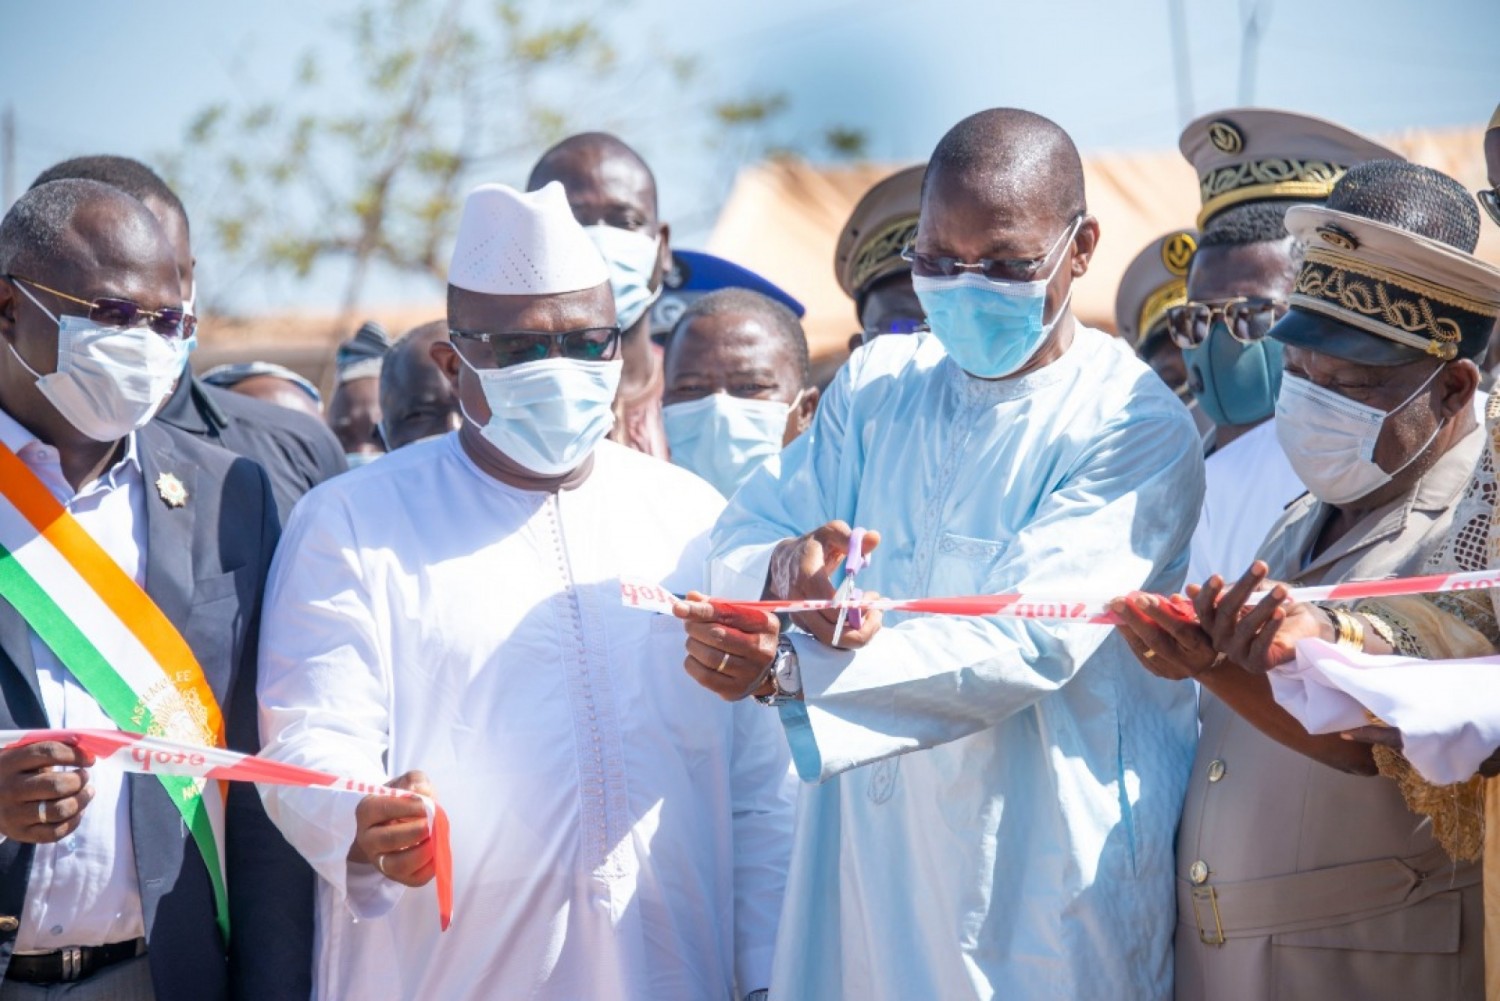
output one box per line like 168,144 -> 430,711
712,94 -> 788,126
174,0 -> 867,313
823,126 -> 868,159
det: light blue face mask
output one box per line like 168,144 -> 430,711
662,392 -> 797,498
585,224 -> 662,331
910,219 -> 1079,379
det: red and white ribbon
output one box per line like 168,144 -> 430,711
0,728 -> 454,931
621,566 -> 1500,626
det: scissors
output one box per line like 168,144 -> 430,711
830,527 -> 871,647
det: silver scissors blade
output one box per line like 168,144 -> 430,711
830,576 -> 857,647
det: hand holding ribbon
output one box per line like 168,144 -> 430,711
674,593 -> 782,700
348,770 -> 441,890
0,729 -> 454,930
0,738 -> 96,843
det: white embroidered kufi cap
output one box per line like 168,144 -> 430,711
448,181 -> 609,295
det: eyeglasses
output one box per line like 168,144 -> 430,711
900,215 -> 1081,284
5,274 -> 196,341
449,326 -> 621,369
1165,297 -> 1288,349
1479,188 -> 1500,228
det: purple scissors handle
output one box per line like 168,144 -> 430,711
829,527 -> 872,648
843,528 -> 869,630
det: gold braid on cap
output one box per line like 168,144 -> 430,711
1135,280 -> 1187,347
1197,158 -> 1346,227
850,217 -> 919,293
1291,246 -> 1498,361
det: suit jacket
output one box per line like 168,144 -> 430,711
155,373 -> 346,523
0,421 -> 314,1000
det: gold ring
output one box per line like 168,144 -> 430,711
1143,649 -> 1157,660
715,652 -> 731,674
376,854 -> 388,876
36,801 -> 46,824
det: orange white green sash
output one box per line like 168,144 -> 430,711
0,440 -> 229,938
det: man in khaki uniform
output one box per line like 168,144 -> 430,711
1113,158 -> 1492,998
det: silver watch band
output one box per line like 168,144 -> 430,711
755,634 -> 801,706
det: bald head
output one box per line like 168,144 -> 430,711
912,109 -> 1099,380
527,132 -> 659,229
665,288 -> 810,388
31,156 -> 194,303
924,108 -> 1086,227
0,178 -> 175,289
380,319 -> 460,449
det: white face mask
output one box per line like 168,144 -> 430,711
1274,367 -> 1443,506
9,284 -> 186,443
584,225 -> 661,331
457,355 -> 622,476
662,392 -> 797,498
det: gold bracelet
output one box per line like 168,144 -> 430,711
1359,608 -> 1398,650
1330,607 -> 1365,651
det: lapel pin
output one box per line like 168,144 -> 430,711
155,472 -> 188,509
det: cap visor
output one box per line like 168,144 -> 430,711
1268,308 -> 1425,367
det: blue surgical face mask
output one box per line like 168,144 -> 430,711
585,224 -> 662,331
1183,321 -> 1283,427
662,392 -> 798,498
910,219 -> 1079,379
457,354 -> 622,475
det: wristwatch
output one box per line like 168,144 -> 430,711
755,634 -> 802,706
746,991 -> 769,1001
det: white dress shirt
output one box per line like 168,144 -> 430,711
257,435 -> 793,1001
1187,417 -> 1306,586
0,407 -> 145,951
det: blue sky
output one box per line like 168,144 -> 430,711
3,0 -> 1496,313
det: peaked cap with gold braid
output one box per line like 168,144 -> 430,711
1180,108 -> 1403,229
835,165 -> 924,304
1115,229 -> 1199,350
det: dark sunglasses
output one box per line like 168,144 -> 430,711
449,326 -> 621,369
1165,297 -> 1288,349
6,274 -> 195,341
1479,188 -> 1500,229
899,215 -> 1081,284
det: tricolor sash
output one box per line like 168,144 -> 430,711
0,440 -> 230,938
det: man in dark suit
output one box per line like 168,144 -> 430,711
29,156 -> 346,523
0,178 -> 312,997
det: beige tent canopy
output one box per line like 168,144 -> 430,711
706,124 -> 1499,372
